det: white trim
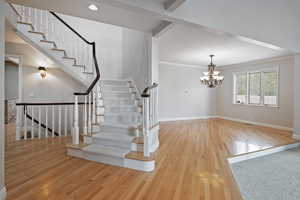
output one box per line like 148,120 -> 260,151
293,134 -> 300,140
216,116 -> 293,131
219,54 -> 294,69
228,142 -> 300,164
159,61 -> 207,69
0,187 -> 6,200
159,116 -> 217,122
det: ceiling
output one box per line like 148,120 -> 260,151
8,0 -> 164,33
159,24 -> 291,67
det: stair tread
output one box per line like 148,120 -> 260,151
93,132 -> 135,142
125,151 -> 154,161
104,111 -> 141,116
83,144 -> 129,157
102,122 -> 139,129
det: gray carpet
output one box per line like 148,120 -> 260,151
231,147 -> 300,200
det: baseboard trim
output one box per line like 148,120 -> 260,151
293,134 -> 300,140
228,142 -> 300,164
0,187 -> 6,200
216,116 -> 293,131
159,116 -> 217,122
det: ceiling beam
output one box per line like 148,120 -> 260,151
152,20 -> 174,38
164,0 -> 186,12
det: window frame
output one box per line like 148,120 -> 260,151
233,67 -> 279,107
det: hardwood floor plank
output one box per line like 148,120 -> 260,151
4,119 -> 297,200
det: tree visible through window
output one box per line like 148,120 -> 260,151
234,69 -> 278,106
263,71 -> 278,105
236,73 -> 247,104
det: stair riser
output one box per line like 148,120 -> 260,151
105,107 -> 140,113
103,99 -> 137,106
97,125 -> 137,136
39,42 -> 55,49
93,138 -> 133,150
102,93 -> 136,99
67,148 -> 155,172
104,115 -> 142,125
101,80 -> 130,86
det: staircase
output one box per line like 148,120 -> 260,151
68,80 -> 158,172
12,4 -> 159,172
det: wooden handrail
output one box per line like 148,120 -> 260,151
16,102 -> 92,106
141,83 -> 158,98
49,12 -> 100,96
23,106 -> 59,136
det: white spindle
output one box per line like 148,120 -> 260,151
64,106 -> 68,136
31,106 -> 34,139
155,87 -> 158,125
84,96 -> 88,135
38,106 -> 41,139
73,96 -> 80,145
143,97 -> 150,157
45,106 -> 48,138
58,105 -> 62,136
24,107 -> 27,140
88,93 -> 92,136
52,105 -> 55,137
92,89 -> 96,124
16,106 -> 21,141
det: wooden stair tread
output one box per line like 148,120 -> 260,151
125,151 -> 154,161
133,137 -> 144,144
63,57 -> 76,60
28,30 -> 44,35
40,40 -> 55,44
52,48 -> 65,52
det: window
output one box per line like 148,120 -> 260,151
233,68 -> 279,106
235,73 -> 247,104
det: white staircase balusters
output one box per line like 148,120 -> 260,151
31,106 -> 34,139
73,97 -> 80,145
64,106 -> 68,136
88,93 -> 92,136
38,106 -> 41,139
142,97 -> 150,157
83,96 -> 88,136
45,106 -> 48,138
52,105 -> 55,137
24,107 -> 27,140
16,106 -> 22,141
58,105 -> 62,136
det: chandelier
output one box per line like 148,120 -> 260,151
200,55 -> 224,88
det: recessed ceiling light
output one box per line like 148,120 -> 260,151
88,4 -> 98,11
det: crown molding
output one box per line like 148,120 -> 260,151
218,54 -> 295,70
159,61 -> 207,69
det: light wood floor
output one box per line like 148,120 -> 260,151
5,119 -> 298,200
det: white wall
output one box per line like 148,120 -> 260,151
0,0 -> 6,195
61,14 -> 123,80
5,42 -> 86,103
294,55 -> 300,136
216,56 -> 294,129
122,28 -> 151,91
158,63 -> 216,121
5,62 -> 18,100
22,66 -> 85,102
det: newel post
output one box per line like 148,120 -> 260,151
142,95 -> 150,157
73,95 -> 80,145
16,105 -> 22,141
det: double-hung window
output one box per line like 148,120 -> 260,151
233,68 -> 279,106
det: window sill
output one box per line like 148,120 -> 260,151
233,103 -> 280,108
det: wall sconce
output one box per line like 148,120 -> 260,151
38,66 -> 47,79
